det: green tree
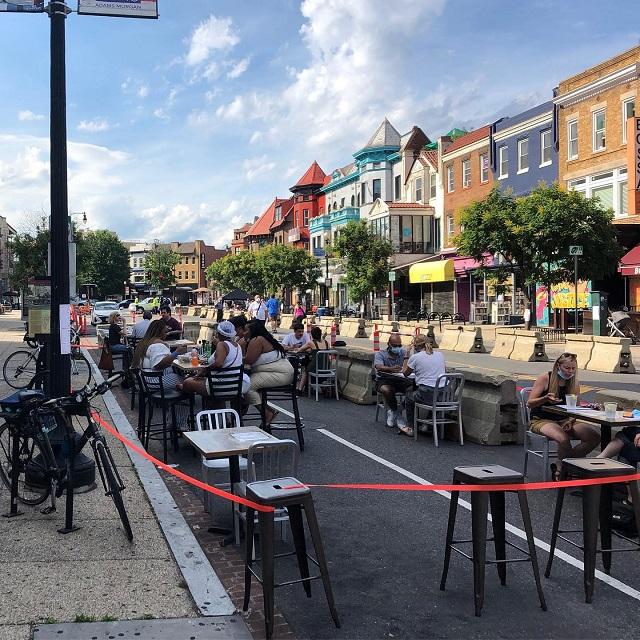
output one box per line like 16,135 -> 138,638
206,251 -> 265,295
454,183 -> 622,299
332,220 -> 393,308
76,230 -> 130,297
256,244 -> 321,296
144,246 -> 181,291
9,222 -> 50,291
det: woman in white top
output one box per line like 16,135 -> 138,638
131,320 -> 186,391
400,334 -> 446,436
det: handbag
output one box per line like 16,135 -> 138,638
98,342 -> 114,371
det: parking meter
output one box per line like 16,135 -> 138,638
591,291 -> 608,336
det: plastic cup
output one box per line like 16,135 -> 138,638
565,394 -> 577,409
604,403 -> 617,420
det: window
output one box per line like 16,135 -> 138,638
303,194 -> 310,201
350,195 -> 355,206
177,272 -> 182,280
191,271 -> 196,279
480,154 -> 489,183
415,177 -> 423,201
498,146 -> 508,178
394,175 -> 401,201
192,256 -> 196,264
333,202 -> 337,211
340,197 -> 345,209
357,193 -> 361,207
517,138 -> 529,173
620,181 -> 628,216
372,178 -> 381,200
592,184 -> 613,210
447,216 -> 454,236
568,119 -> 578,159
372,162 -> 381,169
622,98 -> 635,143
430,173 -> 437,199
540,130 -> 552,166
447,165 -> 454,192
462,159 -> 471,187
303,209 -> 309,226
593,109 -> 606,151
275,205 -> 282,221
361,182 -> 366,204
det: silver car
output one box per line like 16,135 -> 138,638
90,301 -> 119,326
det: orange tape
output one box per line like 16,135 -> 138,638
94,413 -> 274,513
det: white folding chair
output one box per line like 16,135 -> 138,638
308,349 -> 340,401
520,387 -> 558,481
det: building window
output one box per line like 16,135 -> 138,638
620,181 -> 628,216
593,109 -> 606,151
447,165 -> 454,192
498,146 -> 508,179
480,154 -> 489,183
192,256 -> 196,264
430,173 -> 437,199
568,119 -> 578,159
340,197 -> 345,209
350,195 -> 355,206
462,159 -> 471,188
622,98 -> 635,143
592,184 -> 613,210
447,216 -> 454,236
372,178 -> 381,200
275,205 -> 282,221
303,209 -> 309,226
303,194 -> 310,201
191,271 -> 196,279
540,130 -> 552,166
177,272 -> 182,280
394,175 -> 401,201
357,193 -> 361,207
415,177 -> 423,201
517,138 -> 529,173
333,202 -> 337,211
361,182 -> 366,204
372,162 -> 381,169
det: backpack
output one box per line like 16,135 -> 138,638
611,500 -> 638,537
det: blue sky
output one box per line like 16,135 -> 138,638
0,0 -> 639,247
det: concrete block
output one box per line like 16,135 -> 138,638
340,318 -> 359,338
439,326 -> 462,351
425,324 -> 438,348
510,330 -> 548,362
454,326 -> 486,353
586,336 -> 635,374
279,313 -> 295,329
355,318 -> 368,338
336,347 -> 375,405
182,320 -> 200,343
186,306 -> 197,317
565,334 -> 594,369
491,328 -> 516,359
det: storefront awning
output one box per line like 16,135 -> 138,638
619,245 -> 640,276
409,260 -> 455,284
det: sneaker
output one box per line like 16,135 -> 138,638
386,410 -> 397,428
396,414 -> 407,429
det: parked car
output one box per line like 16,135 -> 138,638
129,297 -> 159,314
118,299 -> 133,309
91,301 -> 119,326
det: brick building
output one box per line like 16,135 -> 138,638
231,222 -> 252,254
170,240 -> 227,303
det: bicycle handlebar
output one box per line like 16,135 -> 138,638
38,372 -> 125,410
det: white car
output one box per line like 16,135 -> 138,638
91,300 -> 119,325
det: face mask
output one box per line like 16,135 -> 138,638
557,367 -> 573,380
389,346 -> 402,355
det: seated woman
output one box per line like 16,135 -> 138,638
528,353 -> 600,480
131,320 -> 186,391
402,335 -> 446,437
108,311 -> 129,355
297,325 -> 328,393
243,319 -> 294,424
180,320 -> 250,401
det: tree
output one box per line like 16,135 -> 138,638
76,230 -> 130,297
454,183 -> 622,299
9,223 -> 50,292
332,220 -> 393,308
256,245 -> 321,296
206,251 -> 265,295
144,245 -> 181,291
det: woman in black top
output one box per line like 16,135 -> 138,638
107,311 -> 129,354
527,353 -> 599,479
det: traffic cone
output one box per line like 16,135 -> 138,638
373,329 -> 380,352
330,322 -> 337,347
414,326 -> 421,336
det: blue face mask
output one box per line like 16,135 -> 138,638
557,367 -> 573,380
389,346 -> 403,356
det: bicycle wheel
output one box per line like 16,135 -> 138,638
0,423 -> 51,505
3,350 -> 38,389
95,442 -> 133,541
70,350 -> 92,389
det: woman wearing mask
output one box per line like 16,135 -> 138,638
527,353 -> 600,480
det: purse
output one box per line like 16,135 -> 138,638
98,343 -> 114,371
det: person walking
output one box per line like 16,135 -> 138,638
266,293 -> 280,333
248,294 -> 268,326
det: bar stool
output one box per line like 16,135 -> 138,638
440,464 -> 547,616
243,478 -> 340,640
545,457 -> 640,603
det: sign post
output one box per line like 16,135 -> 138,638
388,270 -> 396,322
569,245 -> 583,333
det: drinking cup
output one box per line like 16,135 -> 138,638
604,402 -> 617,420
565,394 -> 577,409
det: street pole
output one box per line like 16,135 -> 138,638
574,253 -> 579,334
48,0 -> 71,396
325,254 -> 329,307
390,283 -> 395,322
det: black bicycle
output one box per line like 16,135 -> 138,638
0,373 -> 133,541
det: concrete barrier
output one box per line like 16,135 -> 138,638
335,347 -> 376,405
423,324 -> 438,348
586,336 -> 635,374
341,318 -> 368,338
491,328 -> 516,359
509,330 -> 548,362
182,320 -> 201,343
314,317 -> 339,335
565,334 -> 594,369
454,326 -> 486,353
279,313 -> 295,329
439,326 -> 462,351
186,306 -> 198,317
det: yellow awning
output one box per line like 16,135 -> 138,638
409,260 -> 455,284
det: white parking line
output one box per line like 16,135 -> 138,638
317,428 -> 640,602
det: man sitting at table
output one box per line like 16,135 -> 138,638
160,305 -> 182,339
130,310 -> 152,340
282,323 -> 311,352
375,333 -> 413,432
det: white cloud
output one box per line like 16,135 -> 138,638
227,57 -> 251,79
121,77 -> 150,100
153,108 -> 170,121
77,118 -> 111,133
137,84 -> 150,98
18,110 -> 44,122
185,15 -> 239,66
243,156 -> 276,182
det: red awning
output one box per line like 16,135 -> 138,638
619,245 -> 640,276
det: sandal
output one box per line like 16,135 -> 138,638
397,427 -> 414,437
550,463 -> 560,482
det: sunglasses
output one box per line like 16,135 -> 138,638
560,352 -> 577,358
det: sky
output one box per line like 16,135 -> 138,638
0,0 -> 639,248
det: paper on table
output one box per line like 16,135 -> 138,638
230,432 -> 271,442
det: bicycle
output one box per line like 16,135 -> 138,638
3,325 -> 91,390
0,373 -> 133,541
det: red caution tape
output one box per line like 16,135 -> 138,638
94,413 -> 274,513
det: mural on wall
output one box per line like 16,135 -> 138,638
535,280 -> 592,326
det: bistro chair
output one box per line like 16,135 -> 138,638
307,350 -> 339,402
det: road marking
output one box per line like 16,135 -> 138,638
317,428 -> 640,602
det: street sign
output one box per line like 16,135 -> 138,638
569,246 -> 583,256
388,271 -> 396,282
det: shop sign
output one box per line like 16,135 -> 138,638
627,117 -> 640,215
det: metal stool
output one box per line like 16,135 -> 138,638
545,457 -> 640,603
243,478 -> 340,640
440,464 -> 547,616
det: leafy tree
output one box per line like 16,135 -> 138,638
454,183 -> 622,300
332,220 -> 393,308
9,222 -> 50,291
143,245 -> 181,291
76,230 -> 129,297
206,250 -> 265,295
256,245 -> 321,296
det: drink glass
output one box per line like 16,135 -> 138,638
604,403 -> 617,420
565,394 -> 577,409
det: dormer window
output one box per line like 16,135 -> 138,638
275,206 -> 282,221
